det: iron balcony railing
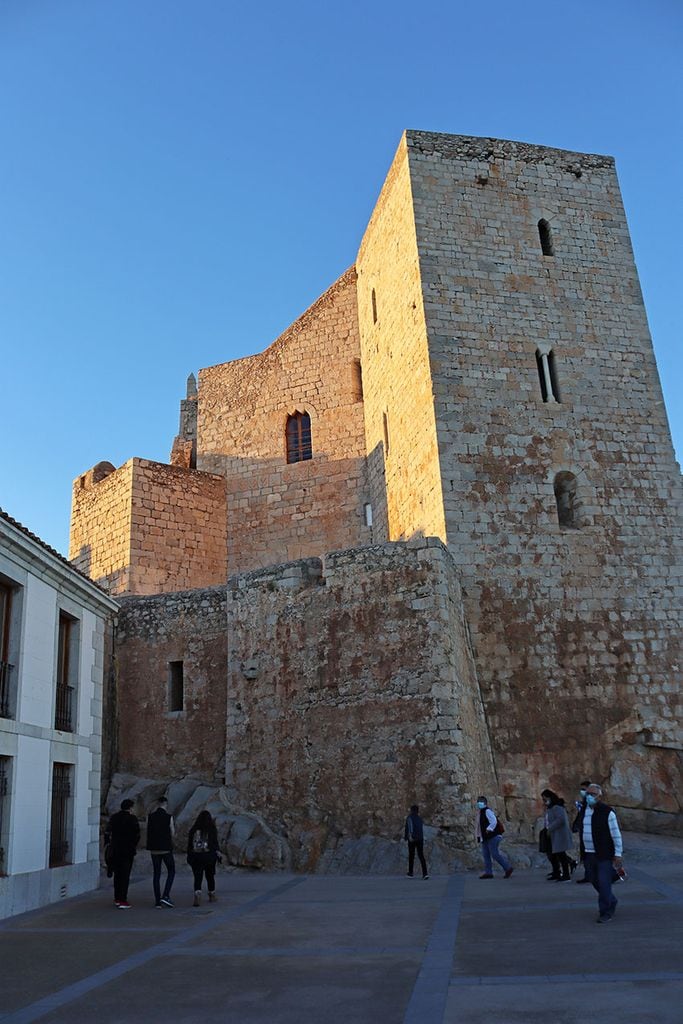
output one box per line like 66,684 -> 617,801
0,661 -> 14,719
54,684 -> 74,732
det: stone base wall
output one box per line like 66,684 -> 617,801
0,861 -> 99,921
225,539 -> 496,865
115,587 -> 227,781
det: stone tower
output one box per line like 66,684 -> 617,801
356,132 -> 682,827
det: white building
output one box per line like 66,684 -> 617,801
0,508 -> 118,919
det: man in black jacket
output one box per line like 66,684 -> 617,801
404,804 -> 429,879
146,796 -> 176,908
105,799 -> 140,908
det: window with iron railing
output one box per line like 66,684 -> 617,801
49,762 -> 72,867
55,612 -> 79,732
0,756 -> 10,875
0,583 -> 15,719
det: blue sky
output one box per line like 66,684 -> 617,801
1,0 -> 681,555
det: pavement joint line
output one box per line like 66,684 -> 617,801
402,873 -> 465,1024
462,896 -> 667,914
0,876 -> 307,1024
168,944 -> 424,957
626,867 -> 683,904
450,970 -> 683,986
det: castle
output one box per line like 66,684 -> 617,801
69,131 -> 682,863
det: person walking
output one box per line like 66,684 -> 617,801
404,804 -> 429,879
475,796 -> 513,879
582,783 -> 624,923
105,798 -> 140,909
541,789 -> 574,881
572,780 -> 592,884
187,810 -> 220,906
146,796 -> 176,908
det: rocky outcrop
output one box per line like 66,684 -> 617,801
106,773 -> 291,871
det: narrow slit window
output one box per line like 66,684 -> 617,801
286,412 -> 313,464
371,288 -> 378,324
169,661 -> 184,712
554,472 -> 578,528
352,359 -> 363,401
538,219 -> 554,256
535,351 -> 548,402
536,348 -> 560,403
383,411 -> 390,456
547,350 -> 560,402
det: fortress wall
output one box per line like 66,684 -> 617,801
115,587 -> 227,781
225,540 -> 496,865
69,460 -> 134,594
196,269 -> 371,573
126,459 -> 227,595
405,132 -> 683,828
356,134 -> 446,545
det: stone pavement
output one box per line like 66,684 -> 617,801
0,832 -> 681,1024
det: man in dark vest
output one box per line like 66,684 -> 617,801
105,798 -> 140,909
146,796 -> 176,907
582,783 -> 624,923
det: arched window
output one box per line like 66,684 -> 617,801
554,472 -> 578,528
286,412 -> 312,464
538,219 -> 554,256
536,348 -> 561,403
371,288 -> 378,324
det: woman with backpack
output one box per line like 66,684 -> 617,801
475,796 -> 513,879
187,810 -> 220,906
541,789 -> 575,882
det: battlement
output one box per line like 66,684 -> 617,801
405,129 -> 615,169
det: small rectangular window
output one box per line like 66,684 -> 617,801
169,661 -> 184,712
49,763 -> 73,867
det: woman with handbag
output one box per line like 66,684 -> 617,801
541,789 -> 575,882
187,810 -> 220,906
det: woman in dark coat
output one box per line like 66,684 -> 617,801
541,789 -> 575,882
187,810 -> 220,906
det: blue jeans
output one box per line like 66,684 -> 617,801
151,852 -> 176,904
584,853 -> 617,917
481,835 -> 511,874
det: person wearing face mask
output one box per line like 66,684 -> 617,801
571,780 -> 592,884
475,796 -> 513,879
582,783 -> 624,923
540,789 -> 574,881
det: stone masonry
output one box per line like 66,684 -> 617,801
71,130 -> 682,849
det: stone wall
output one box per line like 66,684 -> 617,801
70,458 -> 227,595
115,587 -> 227,781
196,268 -> 372,572
225,539 -> 496,867
70,460 -> 133,593
403,131 -> 683,828
356,137 -> 446,544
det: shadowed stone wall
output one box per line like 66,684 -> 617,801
225,539 -> 496,867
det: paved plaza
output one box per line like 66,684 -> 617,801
0,832 -> 681,1024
